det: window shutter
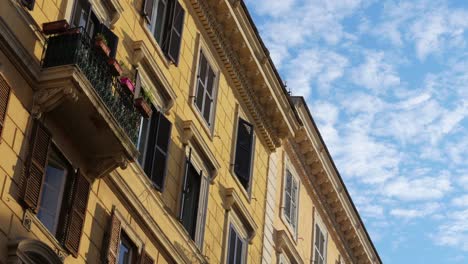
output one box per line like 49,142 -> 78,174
21,0 -> 35,10
234,119 -> 254,189
139,249 -> 155,264
150,112 -> 172,190
165,1 -> 185,65
99,24 -> 119,59
143,0 -> 155,23
0,74 -> 11,139
284,171 -> 292,221
64,170 -> 90,257
22,121 -> 51,212
291,178 -> 298,229
106,211 -> 122,264
178,148 -> 192,222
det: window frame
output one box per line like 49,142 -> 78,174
226,223 -> 247,264
178,145 -> 212,249
229,105 -> 256,200
136,104 -> 172,191
36,145 -> 73,237
281,156 -> 300,239
222,208 -> 250,264
189,36 -> 220,137
312,213 -> 328,264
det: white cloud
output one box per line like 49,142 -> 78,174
286,49 -> 348,97
350,51 -> 400,92
384,175 -> 451,201
390,202 -> 440,219
452,195 -> 468,207
434,209 -> 468,251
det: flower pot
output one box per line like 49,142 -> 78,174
108,59 -> 123,76
42,20 -> 70,35
134,97 -> 152,118
120,77 -> 135,94
95,39 -> 111,56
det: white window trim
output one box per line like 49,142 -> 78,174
222,202 -> 251,264
189,33 -> 220,138
280,155 -> 300,240
312,212 -> 328,264
229,103 -> 256,200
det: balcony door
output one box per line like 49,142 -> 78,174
70,0 -> 99,38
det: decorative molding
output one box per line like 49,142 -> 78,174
86,153 -> 128,179
189,0 -> 279,151
8,239 -> 63,264
181,120 -> 220,182
109,170 -> 208,264
131,40 -> 177,112
102,0 -> 124,28
274,229 -> 304,264
223,188 -> 257,243
0,17 -> 41,88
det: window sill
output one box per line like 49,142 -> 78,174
229,167 -> 252,203
279,210 -> 298,244
189,102 -> 215,141
23,210 -> 68,259
141,23 -> 172,69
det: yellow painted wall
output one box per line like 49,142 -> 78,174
0,0 -> 270,263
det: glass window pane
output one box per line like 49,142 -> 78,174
118,233 -> 136,264
195,80 -> 205,111
198,53 -> 208,84
37,148 -> 68,236
137,117 -> 150,165
202,93 -> 212,123
154,0 -> 167,44
206,68 -> 215,95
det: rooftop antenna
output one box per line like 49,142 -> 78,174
285,81 -> 292,96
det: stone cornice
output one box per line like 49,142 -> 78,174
187,0 -> 300,151
291,97 -> 381,264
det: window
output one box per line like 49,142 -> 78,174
105,210 -> 153,264
278,254 -> 290,264
283,169 -> 299,231
70,0 -> 119,58
21,121 -> 91,257
37,147 -> 71,236
179,147 -> 210,247
226,224 -> 247,264
313,224 -> 326,264
194,50 -> 217,126
233,118 -> 254,191
117,232 -> 137,264
137,107 -> 172,190
0,73 -> 11,140
143,0 -> 185,64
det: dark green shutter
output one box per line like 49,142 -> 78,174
165,1 -> 185,65
234,118 -> 254,189
21,0 -> 35,10
150,111 -> 172,190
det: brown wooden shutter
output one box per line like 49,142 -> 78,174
143,0 -> 155,23
22,120 -> 51,211
165,1 -> 185,65
0,74 -> 11,139
106,211 -> 122,264
150,111 -> 172,190
64,170 -> 90,257
139,249 -> 155,264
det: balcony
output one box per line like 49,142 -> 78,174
35,28 -> 141,178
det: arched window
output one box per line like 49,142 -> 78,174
8,239 -> 62,264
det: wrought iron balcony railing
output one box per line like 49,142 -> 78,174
41,28 -> 140,144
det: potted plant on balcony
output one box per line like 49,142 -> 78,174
42,20 -> 70,35
108,58 -> 123,76
120,76 -> 135,94
134,88 -> 153,118
94,33 -> 111,56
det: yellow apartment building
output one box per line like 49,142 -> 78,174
0,0 -> 381,263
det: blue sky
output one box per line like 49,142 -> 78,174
244,0 -> 468,263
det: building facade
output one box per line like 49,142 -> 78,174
0,0 -> 380,263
